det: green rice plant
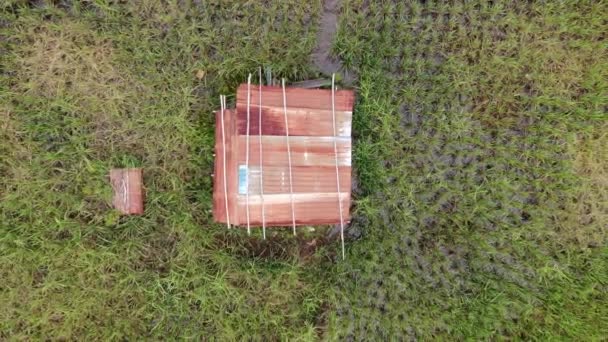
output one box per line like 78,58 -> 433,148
327,0 -> 607,339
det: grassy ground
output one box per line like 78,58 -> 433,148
1,0 -> 606,340
328,1 -> 607,339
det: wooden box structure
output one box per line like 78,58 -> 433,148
213,84 -> 354,228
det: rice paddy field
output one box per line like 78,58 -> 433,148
1,0 -> 606,340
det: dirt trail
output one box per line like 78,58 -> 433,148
313,0 -> 355,84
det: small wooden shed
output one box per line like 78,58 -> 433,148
213,82 -> 354,229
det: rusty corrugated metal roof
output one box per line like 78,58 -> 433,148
213,83 -> 354,228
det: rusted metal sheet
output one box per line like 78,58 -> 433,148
235,193 -> 351,226
213,109 -> 238,226
235,136 -> 351,167
236,105 -> 352,136
110,168 -> 144,215
213,85 -> 355,227
245,166 -> 351,194
236,84 -> 354,111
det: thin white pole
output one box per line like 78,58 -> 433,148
220,95 -> 230,229
282,79 -> 296,235
259,67 -> 266,239
245,74 -> 252,235
331,74 -> 346,260
123,171 -> 129,212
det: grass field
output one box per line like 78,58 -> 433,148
1,0 -> 606,340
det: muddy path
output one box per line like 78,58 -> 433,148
312,0 -> 356,85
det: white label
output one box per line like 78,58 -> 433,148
238,165 -> 248,194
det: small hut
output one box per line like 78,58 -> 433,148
213,78 -> 354,238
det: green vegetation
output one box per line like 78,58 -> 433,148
1,1 -> 325,339
328,1 -> 607,339
1,0 -> 606,340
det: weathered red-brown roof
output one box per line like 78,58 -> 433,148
213,84 -> 354,227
